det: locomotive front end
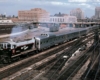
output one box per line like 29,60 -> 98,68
0,41 -> 16,63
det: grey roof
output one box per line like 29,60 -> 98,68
35,33 -> 55,40
52,27 -> 86,36
0,41 -> 16,44
34,27 -> 87,40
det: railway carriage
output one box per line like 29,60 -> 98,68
66,31 -> 79,40
34,33 -> 56,50
34,28 -> 87,51
79,28 -> 87,36
54,32 -> 67,44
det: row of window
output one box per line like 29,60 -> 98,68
19,18 -> 49,21
0,22 -> 12,23
0,43 -> 11,48
38,33 -> 81,45
50,18 -> 64,22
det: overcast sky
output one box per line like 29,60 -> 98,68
0,0 -> 100,18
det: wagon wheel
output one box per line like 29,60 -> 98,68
0,55 -> 11,64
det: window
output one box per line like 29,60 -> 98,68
7,44 -> 11,48
63,19 -> 64,22
13,45 -> 16,48
53,18 -> 54,22
0,44 -> 3,48
37,42 -> 39,45
58,18 -> 59,22
60,18 -> 62,22
4,44 -> 6,48
41,42 -> 42,44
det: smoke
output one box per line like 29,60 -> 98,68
9,24 -> 30,41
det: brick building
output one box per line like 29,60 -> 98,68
18,8 -> 50,23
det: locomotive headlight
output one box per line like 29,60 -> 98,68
12,49 -> 15,54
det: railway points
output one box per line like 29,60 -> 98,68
0,32 -> 94,79
0,36 -> 78,79
41,36 -> 94,80
80,41 -> 100,80
1,40 -> 72,80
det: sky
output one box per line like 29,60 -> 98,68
0,0 -> 100,18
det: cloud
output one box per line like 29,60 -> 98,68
0,0 -> 98,17
78,3 -> 94,10
50,1 -> 71,6
68,0 -> 87,2
68,0 -> 100,2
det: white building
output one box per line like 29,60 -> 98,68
0,19 -> 13,24
70,8 -> 84,19
95,7 -> 100,19
49,15 -> 77,23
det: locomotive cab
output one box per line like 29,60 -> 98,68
0,43 -> 10,49
0,42 -> 16,50
0,42 -> 16,63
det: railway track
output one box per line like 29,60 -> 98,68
93,48 -> 100,80
0,37 -> 80,79
2,40 -> 75,80
26,48 -> 70,80
81,41 -> 100,80
55,41 -> 97,80
0,38 -> 77,66
0,33 -> 93,79
39,36 -> 94,80
23,37 -> 93,80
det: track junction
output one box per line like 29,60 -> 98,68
0,25 -> 100,80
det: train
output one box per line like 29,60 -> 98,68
0,25 -> 99,63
